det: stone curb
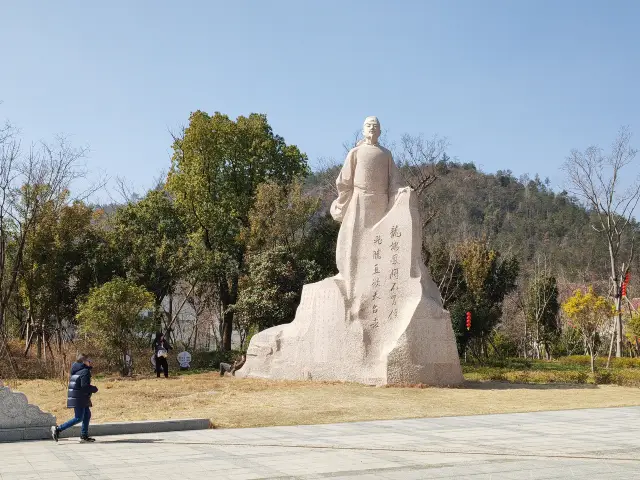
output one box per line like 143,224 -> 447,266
0,426 -> 54,442
59,418 -> 212,438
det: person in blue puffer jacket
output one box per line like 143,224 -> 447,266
50,353 -> 99,443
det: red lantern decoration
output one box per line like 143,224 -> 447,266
622,272 -> 631,297
466,311 -> 472,331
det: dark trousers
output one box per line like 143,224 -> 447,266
156,356 -> 169,377
58,407 -> 91,437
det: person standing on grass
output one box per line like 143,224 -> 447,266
152,332 -> 172,378
51,353 -> 98,443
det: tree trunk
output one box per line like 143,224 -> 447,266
17,296 -> 26,341
19,318 -> 27,341
41,326 -> 46,363
219,252 -> 244,352
587,337 -> 596,374
36,326 -> 42,360
487,335 -> 502,359
45,337 -> 55,364
24,329 -> 34,356
481,334 -> 488,358
24,321 -> 30,350
606,316 -> 616,369
193,321 -> 198,351
469,341 -> 483,364
219,278 -> 235,351
221,311 -> 233,350
56,317 -> 63,351
615,296 -> 623,357
165,294 -> 173,331
121,350 -> 128,377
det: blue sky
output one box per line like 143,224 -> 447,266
1,0 -> 639,201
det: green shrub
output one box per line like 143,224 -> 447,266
600,369 -> 640,387
462,361 -> 640,386
609,357 -> 640,369
556,355 -> 593,367
556,355 -> 640,369
489,332 -> 519,358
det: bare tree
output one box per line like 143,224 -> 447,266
113,176 -> 137,204
342,130 -> 363,154
397,134 -> 448,193
563,126 -> 639,358
308,156 -> 341,201
167,278 -> 220,351
395,133 -> 449,227
341,129 -> 448,219
432,247 -> 465,309
0,127 -> 88,348
518,257 -> 560,360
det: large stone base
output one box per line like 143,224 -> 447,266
238,277 -> 463,386
0,381 -> 56,442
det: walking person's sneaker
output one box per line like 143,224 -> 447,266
50,426 -> 59,442
80,436 -> 96,443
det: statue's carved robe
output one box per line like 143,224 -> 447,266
330,143 -> 404,303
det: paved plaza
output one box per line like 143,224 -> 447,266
0,406 -> 639,479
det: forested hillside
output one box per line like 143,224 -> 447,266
419,163 -> 615,281
307,160 -> 616,284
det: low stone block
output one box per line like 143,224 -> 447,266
0,382 -> 56,442
0,427 -> 24,442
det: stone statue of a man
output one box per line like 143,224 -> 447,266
237,115 -> 463,387
330,116 -> 406,225
330,116 -> 408,301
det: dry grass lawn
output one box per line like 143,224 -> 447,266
11,373 -> 640,429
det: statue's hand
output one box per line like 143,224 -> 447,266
394,186 -> 411,201
330,203 -> 345,223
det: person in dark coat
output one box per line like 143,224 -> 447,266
51,353 -> 98,443
152,332 -> 172,378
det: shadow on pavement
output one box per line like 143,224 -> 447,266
98,439 -> 162,444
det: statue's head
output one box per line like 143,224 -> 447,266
362,116 -> 381,144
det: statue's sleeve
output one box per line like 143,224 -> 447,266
330,149 -> 356,222
388,154 -> 405,195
